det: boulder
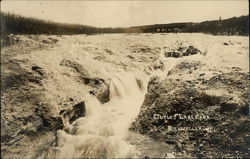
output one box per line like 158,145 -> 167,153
236,104 -> 249,116
31,65 -> 46,76
59,101 -> 86,125
164,51 -> 182,58
85,77 -> 110,104
60,60 -> 90,77
153,61 -> 165,70
104,49 -> 113,55
164,45 -> 201,58
167,60 -> 203,76
184,46 -> 201,56
220,102 -> 238,113
97,88 -> 110,104
35,105 -> 64,131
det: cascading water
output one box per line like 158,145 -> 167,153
46,72 -> 148,158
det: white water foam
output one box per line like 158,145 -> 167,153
46,72 -> 148,158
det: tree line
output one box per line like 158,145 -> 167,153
1,12 -> 125,35
1,12 -> 248,36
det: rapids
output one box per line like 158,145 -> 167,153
44,72 -> 171,158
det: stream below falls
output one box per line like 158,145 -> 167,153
44,72 -> 174,158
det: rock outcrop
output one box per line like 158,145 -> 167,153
1,62 -> 61,157
60,59 -> 110,104
131,63 -> 250,158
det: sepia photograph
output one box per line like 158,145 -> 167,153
1,0 -> 249,158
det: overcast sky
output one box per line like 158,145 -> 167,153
1,1 -> 249,27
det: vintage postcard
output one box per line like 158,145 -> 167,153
1,1 -> 249,158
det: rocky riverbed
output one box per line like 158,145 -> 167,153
1,33 -> 249,158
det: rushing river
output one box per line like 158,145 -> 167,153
43,72 -> 174,158
43,73 -> 135,157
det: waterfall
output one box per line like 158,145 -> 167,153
46,72 -> 148,158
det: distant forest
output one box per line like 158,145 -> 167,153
0,12 -> 125,35
1,12 -> 249,35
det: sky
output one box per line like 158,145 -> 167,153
1,0 -> 249,27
